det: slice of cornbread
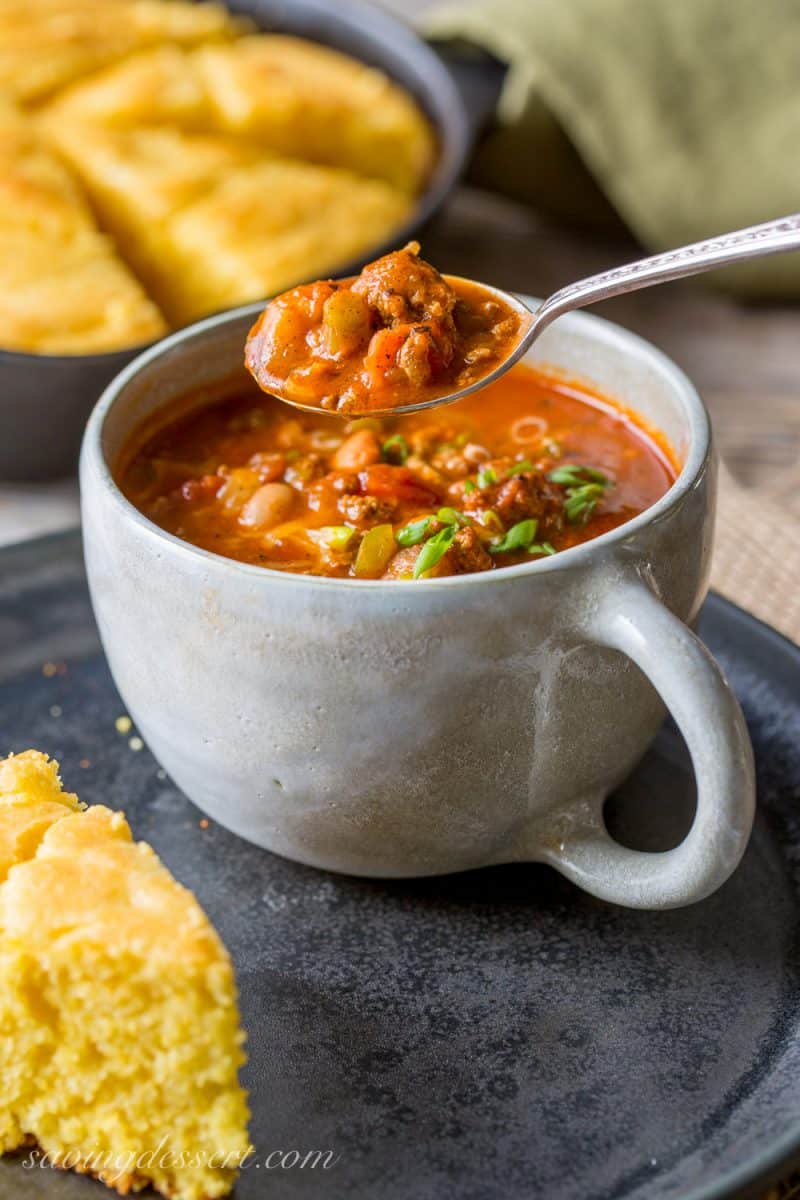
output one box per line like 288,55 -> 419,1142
0,0 -> 241,105
0,104 -> 166,353
42,124 -> 262,322
48,124 -> 412,324
39,35 -> 436,192
37,44 -> 215,132
0,231 -> 168,354
0,99 -> 96,239
0,750 -> 82,882
196,36 -> 436,192
0,751 -> 250,1200
165,159 -> 414,323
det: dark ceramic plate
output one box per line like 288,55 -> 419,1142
1,531 -> 799,1200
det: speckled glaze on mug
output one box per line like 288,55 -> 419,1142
80,300 -> 755,910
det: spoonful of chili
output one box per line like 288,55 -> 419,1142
245,217 -> 800,418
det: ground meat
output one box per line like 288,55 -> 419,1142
381,527 -> 491,580
338,494 -> 397,526
461,470 -> 563,529
381,546 -> 420,579
442,526 -> 493,575
351,242 -> 457,333
283,453 -> 326,486
396,326 -> 438,386
405,454 -> 446,491
494,477 -> 546,525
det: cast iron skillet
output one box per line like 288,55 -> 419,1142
0,0 -> 503,482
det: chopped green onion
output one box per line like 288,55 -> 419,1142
563,484 -> 607,523
548,464 -> 609,487
508,459 -> 536,476
382,434 -> 409,465
315,525 -> 355,551
544,439 -> 562,458
413,524 -> 457,578
477,466 -> 497,489
489,518 -> 539,555
529,541 -> 556,556
547,464 -> 612,524
463,480 -> 477,495
436,506 -> 469,527
396,517 -> 432,547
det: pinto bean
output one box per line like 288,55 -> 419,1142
239,482 -> 295,530
331,429 -> 382,471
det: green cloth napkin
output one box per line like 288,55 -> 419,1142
426,0 -> 800,297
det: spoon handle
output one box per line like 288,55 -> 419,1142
527,212 -> 800,341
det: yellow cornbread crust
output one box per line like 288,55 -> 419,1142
0,101 -> 168,354
0,751 -> 251,1200
0,0 -> 435,354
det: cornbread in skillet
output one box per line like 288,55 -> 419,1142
0,104 -> 166,353
43,125 -> 262,322
48,125 -> 412,324
1,2 -> 435,351
39,36 -> 435,191
194,36 -> 436,191
0,0 -> 239,104
162,160 -> 412,324
0,751 -> 250,1200
36,44 -> 216,132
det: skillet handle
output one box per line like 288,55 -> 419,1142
544,574 -> 756,909
431,42 -> 506,143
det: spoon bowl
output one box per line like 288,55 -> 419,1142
268,276 -> 535,418
260,212 -> 800,418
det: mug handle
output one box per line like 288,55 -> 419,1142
543,573 -> 756,909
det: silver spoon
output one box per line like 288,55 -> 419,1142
267,212 -> 800,418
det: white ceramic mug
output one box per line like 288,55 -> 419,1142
80,300 -> 755,910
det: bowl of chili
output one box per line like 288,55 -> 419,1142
80,299 -> 755,909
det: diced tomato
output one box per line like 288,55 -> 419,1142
363,326 -> 412,389
358,464 -> 438,505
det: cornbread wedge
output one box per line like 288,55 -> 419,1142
0,105 -> 166,353
49,125 -> 412,324
37,44 -> 214,132
0,0 -> 240,105
0,751 -> 250,1200
3,4 -> 435,352
196,36 -> 436,191
165,159 -> 414,323
0,233 -> 167,354
0,751 -> 82,882
43,124 -> 262,320
40,35 -> 436,192
0,99 -> 96,238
